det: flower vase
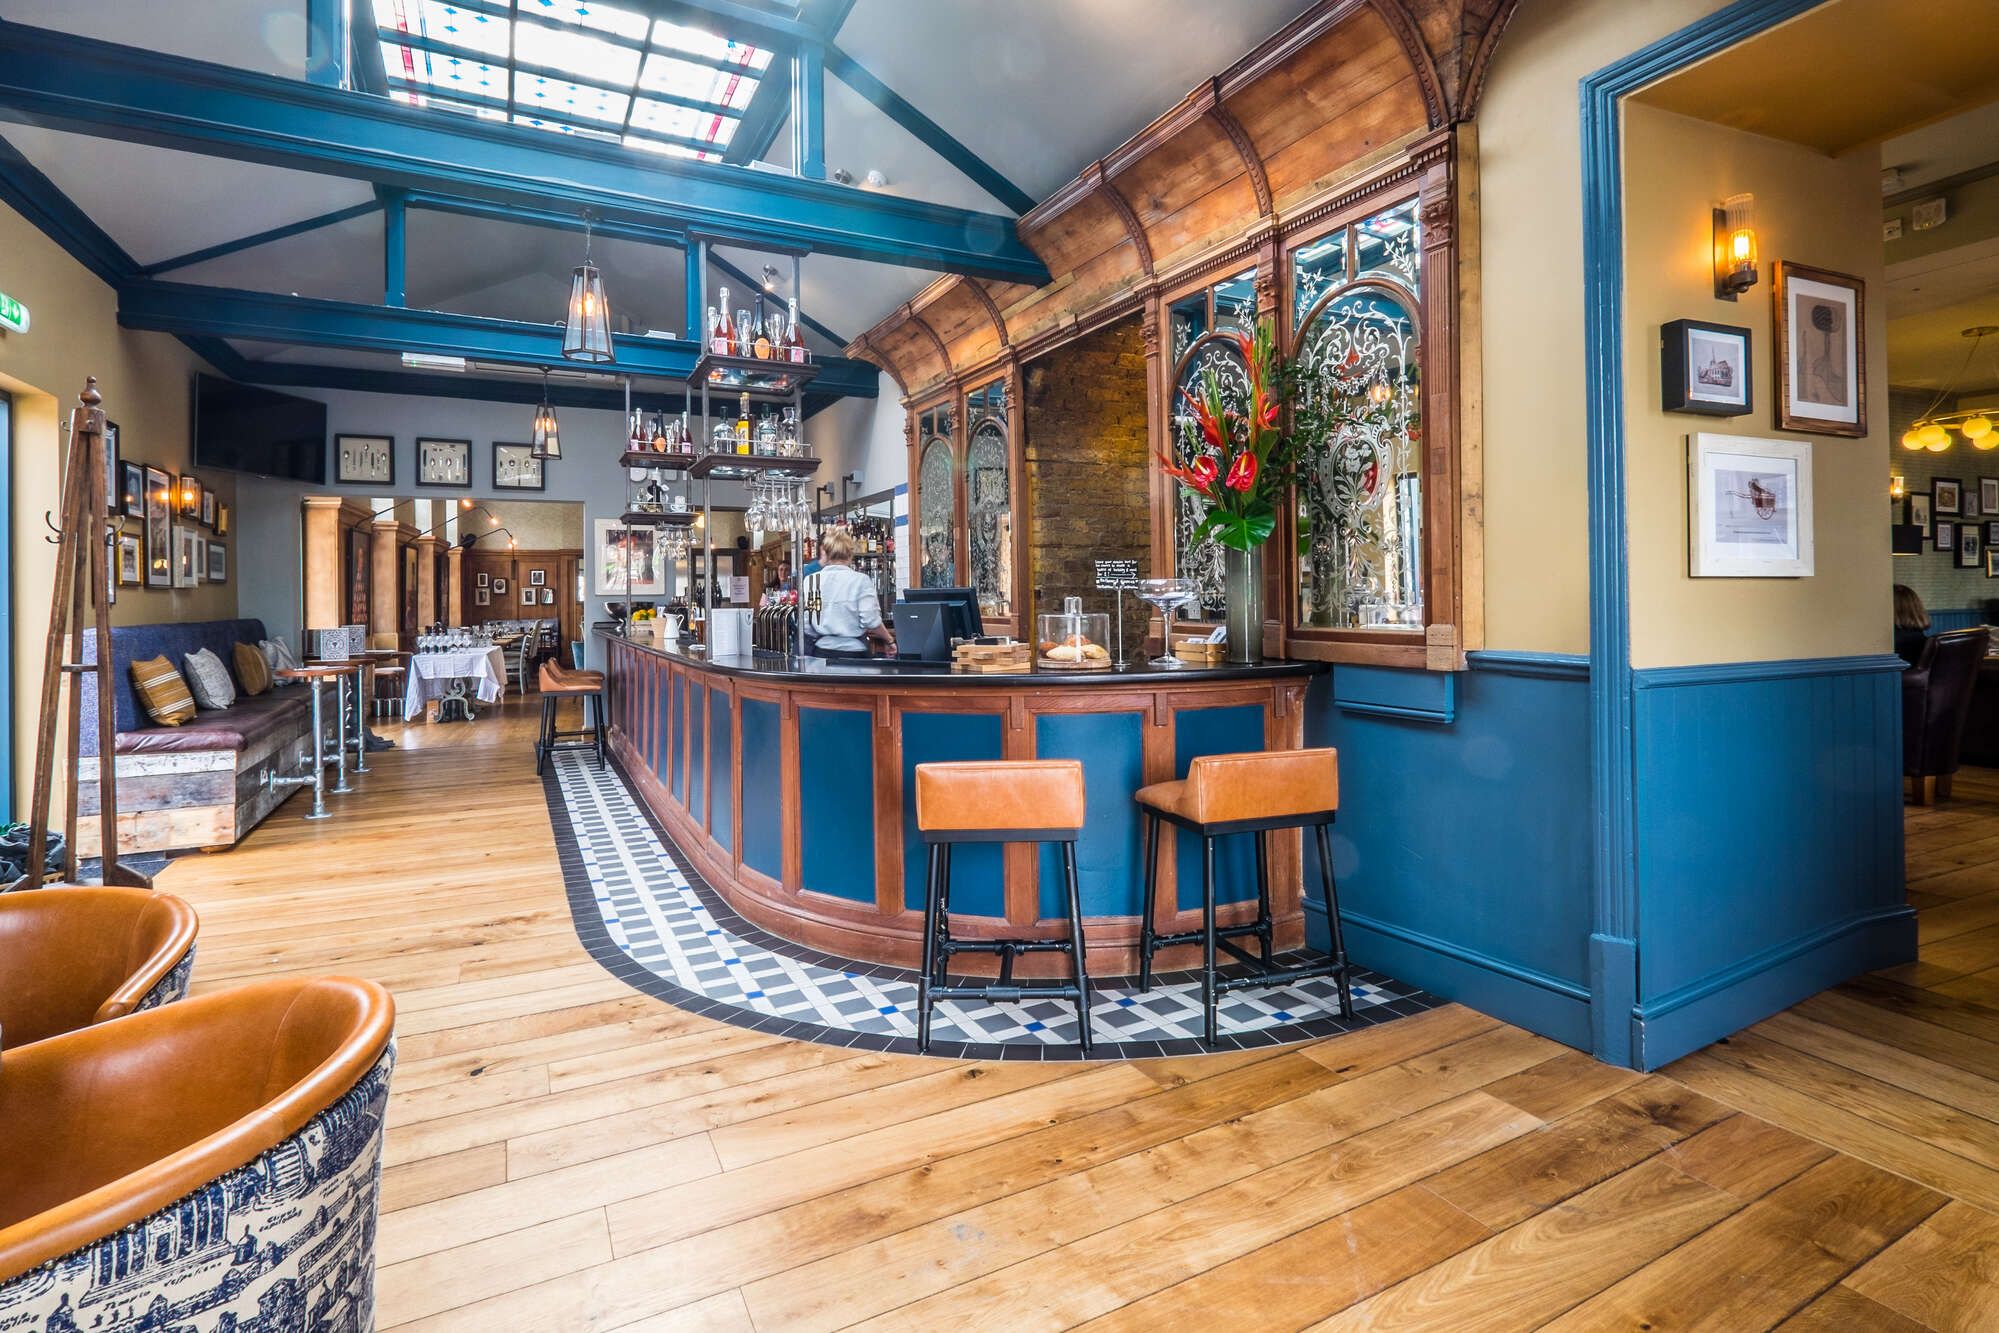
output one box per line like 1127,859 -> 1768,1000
1223,545 -> 1265,664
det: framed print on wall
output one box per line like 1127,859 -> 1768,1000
201,486 -> 215,528
1936,520 -> 1957,552
144,465 -> 172,588
117,534 -> 141,586
1687,433 -> 1814,578
173,527 -> 202,587
120,460 -> 145,518
1908,492 -> 1932,534
1963,526 -> 1985,569
336,434 -> 395,486
103,421 -> 120,514
521,586 -> 537,606
593,518 -> 668,595
1774,261 -> 1866,437
207,541 -> 228,584
417,437 -> 472,488
1982,478 -> 1999,514
492,442 -> 545,491
1661,319 -> 1751,416
1934,478 -> 1962,515
475,587 -> 490,607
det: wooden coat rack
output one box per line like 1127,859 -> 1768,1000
18,377 -> 151,891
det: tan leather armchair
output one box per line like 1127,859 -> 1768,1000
0,976 -> 396,1326
0,888 -> 198,1049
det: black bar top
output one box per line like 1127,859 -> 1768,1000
597,628 -> 1322,688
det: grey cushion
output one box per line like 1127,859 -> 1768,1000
182,647 -> 237,711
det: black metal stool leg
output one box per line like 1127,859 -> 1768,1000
593,690 -> 607,768
918,841 -> 942,1052
536,696 -> 554,775
1315,821 -> 1353,1018
1253,829 -> 1273,966
933,842 -> 953,989
1201,834 -> 1219,1046
1138,811 -> 1161,991
1061,841 -> 1092,1055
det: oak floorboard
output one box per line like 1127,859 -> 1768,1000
146,700 -> 1999,1328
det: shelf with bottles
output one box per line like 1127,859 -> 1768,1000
696,286 -> 814,393
690,352 -> 818,398
623,409 -> 699,470
689,452 -> 822,480
620,509 -> 698,528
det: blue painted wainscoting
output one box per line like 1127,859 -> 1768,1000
1303,652 -> 1596,1050
1928,608 -> 1985,633
1627,655 -> 1912,1068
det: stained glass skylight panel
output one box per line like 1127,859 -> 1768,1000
373,0 -> 771,161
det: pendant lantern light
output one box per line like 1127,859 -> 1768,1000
563,214 -> 614,363
531,369 -> 562,460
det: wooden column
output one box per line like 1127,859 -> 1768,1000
414,534 -> 442,628
446,544 -> 464,625
302,496 -> 344,632
371,517 -> 400,644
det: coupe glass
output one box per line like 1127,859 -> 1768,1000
1136,577 -> 1198,668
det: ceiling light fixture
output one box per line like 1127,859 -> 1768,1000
563,213 -> 614,364
531,369 -> 562,460
1902,326 -> 1999,452
401,353 -> 467,372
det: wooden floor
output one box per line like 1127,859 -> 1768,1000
156,699 -> 1999,1331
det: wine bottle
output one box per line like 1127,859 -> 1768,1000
736,392 -> 751,455
786,298 -> 806,363
716,287 -> 734,355
753,295 -> 773,360
706,306 -> 724,356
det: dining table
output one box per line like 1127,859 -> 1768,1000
403,644 -> 509,722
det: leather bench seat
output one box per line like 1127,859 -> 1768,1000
114,690 -> 310,755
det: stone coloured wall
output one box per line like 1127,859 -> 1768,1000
1022,315 -> 1152,629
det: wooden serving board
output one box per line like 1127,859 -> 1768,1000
953,642 -> 1033,673
1036,655 -> 1114,671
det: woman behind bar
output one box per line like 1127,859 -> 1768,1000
1895,583 -> 1929,667
805,527 -> 895,659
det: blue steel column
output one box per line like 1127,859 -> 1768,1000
383,190 -> 407,307
685,240 -> 704,340
306,0 -> 349,88
792,45 -> 826,181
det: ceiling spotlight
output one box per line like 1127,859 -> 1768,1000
761,264 -> 781,290
865,169 -> 889,188
831,168 -> 854,185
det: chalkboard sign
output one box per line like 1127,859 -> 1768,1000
1095,559 -> 1139,591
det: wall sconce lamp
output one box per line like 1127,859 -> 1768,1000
1890,475 -> 1905,499
1713,193 -> 1758,300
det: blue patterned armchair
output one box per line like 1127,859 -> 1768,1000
0,977 -> 396,1331
0,888 -> 197,1050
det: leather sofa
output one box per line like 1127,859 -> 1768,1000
0,976 -> 396,1330
76,619 -> 316,856
0,888 -> 198,1049
1904,626 -> 1990,803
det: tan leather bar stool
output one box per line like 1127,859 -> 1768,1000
1135,747 -> 1351,1046
537,660 -> 606,773
913,760 -> 1093,1054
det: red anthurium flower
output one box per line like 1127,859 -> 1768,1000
1225,452 -> 1258,492
1258,398 -> 1280,428
1190,455 -> 1220,489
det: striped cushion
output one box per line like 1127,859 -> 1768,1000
182,647 -> 236,710
130,655 -> 196,726
233,641 -> 272,696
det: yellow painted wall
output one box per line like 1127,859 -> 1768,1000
1475,0 -> 1733,654
0,199 -> 231,816
1621,104 -> 1889,667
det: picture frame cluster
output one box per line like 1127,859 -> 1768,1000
1906,475 -> 1999,577
335,434 -> 548,491
106,421 -> 229,598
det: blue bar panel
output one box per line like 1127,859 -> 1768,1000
899,711 -> 1005,916
1172,704 -> 1263,912
653,667 -> 674,789
797,706 -> 874,904
687,680 -> 707,827
669,674 -> 686,803
710,688 -> 734,855
1034,711 -> 1144,920
739,698 -> 782,882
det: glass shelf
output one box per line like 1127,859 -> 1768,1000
687,351 -> 819,398
620,450 -> 697,471
687,451 -> 822,480
619,509 -> 699,527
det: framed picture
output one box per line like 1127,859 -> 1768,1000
476,571 -> 490,589
541,587 -> 555,605
1962,527 -> 1984,570
117,534 -> 141,586
173,527 -> 202,587
1937,520 -> 1957,552
217,503 -> 230,537
1661,319 -> 1751,416
492,578 -> 507,595
1989,550 -> 1999,579
417,437 -> 472,488
529,568 -> 546,586
594,518 -> 669,595
1969,493 -> 1983,520
144,466 -> 172,588
206,540 -> 228,584
492,442 -> 545,491
1687,432 -> 1813,578
521,586 -> 537,606
348,528 -> 370,625
1983,478 -> 1999,515
1774,261 -> 1865,437
1935,479 -> 1962,515
102,421 -> 120,515
200,486 -> 215,529
1908,493 -> 1932,534
118,460 -> 145,518
336,434 -> 395,486
1985,521 -> 1999,548
475,587 -> 490,607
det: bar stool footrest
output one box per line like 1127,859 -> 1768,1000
1146,921 -> 1266,952
931,984 -> 1084,1004
939,938 -> 1075,957
1211,959 -> 1348,995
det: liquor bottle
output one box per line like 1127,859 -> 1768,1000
753,295 -> 773,360
649,413 -> 668,453
628,410 -> 645,454
716,287 -> 734,355
679,410 -> 692,455
736,392 -> 751,455
786,298 -> 807,363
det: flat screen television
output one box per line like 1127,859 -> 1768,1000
191,374 -> 327,483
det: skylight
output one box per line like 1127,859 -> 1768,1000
373,0 -> 774,162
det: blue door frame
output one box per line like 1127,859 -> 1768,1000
0,387 -> 12,820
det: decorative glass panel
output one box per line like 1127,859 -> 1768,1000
918,438 -> 957,588
513,74 -> 629,125
1293,287 -> 1423,629
512,23 -> 641,83
1353,199 -> 1422,295
1292,231 -> 1349,323
1171,336 -> 1250,621
966,392 -> 1012,619
1211,268 -> 1259,333
1168,291 -> 1207,365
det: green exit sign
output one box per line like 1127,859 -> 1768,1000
0,291 -> 26,335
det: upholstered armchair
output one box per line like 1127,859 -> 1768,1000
0,976 -> 395,1330
0,888 -> 197,1049
1904,627 -> 1991,803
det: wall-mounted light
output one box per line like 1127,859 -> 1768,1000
1890,475 -> 1906,499
1713,192 -> 1758,301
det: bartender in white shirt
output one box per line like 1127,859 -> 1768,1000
804,527 -> 895,658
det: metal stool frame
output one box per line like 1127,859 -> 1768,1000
536,686 -> 606,774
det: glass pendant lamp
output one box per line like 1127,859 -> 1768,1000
563,216 -> 614,363
532,369 -> 562,460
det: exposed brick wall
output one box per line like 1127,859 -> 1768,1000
1022,315 -> 1152,630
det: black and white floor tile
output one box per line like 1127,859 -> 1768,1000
545,750 -> 1440,1060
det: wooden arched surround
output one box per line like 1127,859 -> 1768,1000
852,0 -> 1517,670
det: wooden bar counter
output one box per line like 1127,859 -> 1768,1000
600,630 -> 1323,975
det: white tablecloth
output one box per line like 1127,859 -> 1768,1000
404,646 -> 508,720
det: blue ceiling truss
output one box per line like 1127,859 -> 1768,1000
139,201 -> 383,278
820,44 -> 1035,215
0,18 -> 1045,282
